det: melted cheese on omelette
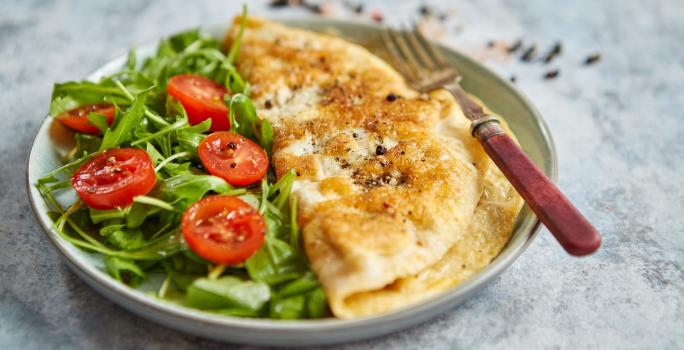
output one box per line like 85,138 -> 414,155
223,17 -> 523,318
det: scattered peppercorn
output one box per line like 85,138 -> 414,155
352,132 -> 359,138
343,1 -> 364,14
521,44 -> 537,62
227,142 -> 236,150
542,42 -> 562,64
584,52 -> 602,65
269,0 -> 289,8
386,92 -> 397,102
376,145 -> 387,156
510,75 -> 517,83
419,5 -> 432,16
507,39 -> 522,53
264,99 -> 273,109
230,162 -> 237,168
543,69 -> 560,80
303,2 -> 322,14
353,3 -> 363,14
269,0 -> 322,14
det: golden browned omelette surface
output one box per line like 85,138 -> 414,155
224,17 -> 523,318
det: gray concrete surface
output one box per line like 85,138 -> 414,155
1,0 -> 682,349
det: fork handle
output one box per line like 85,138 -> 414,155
474,120 -> 601,256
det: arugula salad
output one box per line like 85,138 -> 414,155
36,8 -> 329,319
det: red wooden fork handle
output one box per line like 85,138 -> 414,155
473,119 -> 601,256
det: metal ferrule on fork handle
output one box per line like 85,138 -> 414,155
469,115 -> 504,139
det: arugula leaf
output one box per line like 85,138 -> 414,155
269,280 -> 327,319
175,119 -> 211,153
160,173 -> 230,209
269,294 -> 306,319
74,133 -> 102,155
145,142 -> 165,165
228,93 -> 258,139
245,235 -> 304,285
278,272 -> 320,298
186,276 -> 270,311
126,48 -> 137,70
99,92 -> 147,150
227,93 -> 273,155
224,65 -> 248,94
126,203 -> 161,229
258,119 -> 274,157
306,287 -> 328,318
161,161 -> 192,177
106,227 -> 146,250
86,112 -> 110,133
89,207 -> 129,223
104,256 -> 145,286
165,95 -> 187,119
130,116 -> 188,146
116,230 -> 183,261
167,29 -> 201,53
227,5 -> 248,65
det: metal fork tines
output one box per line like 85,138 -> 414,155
380,25 -> 461,93
381,25 -> 487,121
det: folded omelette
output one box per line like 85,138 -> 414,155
224,18 -> 523,318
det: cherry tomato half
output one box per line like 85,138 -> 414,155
56,103 -> 115,135
72,148 -> 157,210
167,74 -> 229,131
181,195 -> 266,265
198,132 -> 269,186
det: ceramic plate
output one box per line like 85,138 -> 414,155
26,18 -> 557,346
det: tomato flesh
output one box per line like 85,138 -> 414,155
167,74 -> 229,131
72,148 -> 157,210
181,195 -> 265,264
56,103 -> 115,134
198,132 -> 269,186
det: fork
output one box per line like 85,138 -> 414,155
380,26 -> 601,256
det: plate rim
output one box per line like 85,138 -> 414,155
25,16 -> 557,344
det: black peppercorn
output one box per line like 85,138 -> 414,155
521,44 -> 537,62
543,69 -> 560,80
584,53 -> 602,65
507,39 -> 522,53
542,42 -> 562,64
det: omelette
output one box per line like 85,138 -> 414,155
223,17 -> 523,318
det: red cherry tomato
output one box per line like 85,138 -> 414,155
198,132 -> 269,186
166,74 -> 229,131
56,103 -> 115,134
181,195 -> 265,265
72,148 -> 157,210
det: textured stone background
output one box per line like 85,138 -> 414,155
1,0 -> 682,349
